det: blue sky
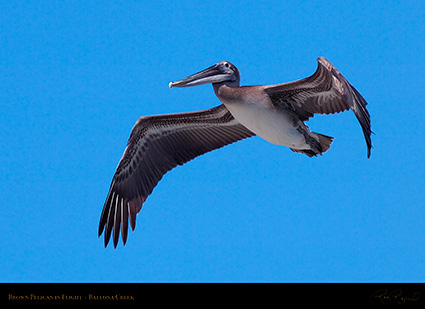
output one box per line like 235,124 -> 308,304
1,1 -> 425,282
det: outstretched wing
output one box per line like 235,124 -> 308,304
98,104 -> 255,247
264,57 -> 372,157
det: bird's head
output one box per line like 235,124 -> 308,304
169,61 -> 240,89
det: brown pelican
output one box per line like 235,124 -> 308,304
98,57 -> 372,247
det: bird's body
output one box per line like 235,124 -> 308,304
215,84 -> 321,151
99,57 -> 372,247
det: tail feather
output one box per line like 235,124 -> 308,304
290,133 -> 334,157
315,133 -> 333,153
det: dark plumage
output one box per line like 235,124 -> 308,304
99,57 -> 372,247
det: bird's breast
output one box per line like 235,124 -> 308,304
218,91 -> 306,148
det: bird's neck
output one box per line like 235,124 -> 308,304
213,83 -> 239,102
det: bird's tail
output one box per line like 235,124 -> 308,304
315,132 -> 333,153
290,132 -> 334,157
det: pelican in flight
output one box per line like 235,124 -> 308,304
98,57 -> 372,247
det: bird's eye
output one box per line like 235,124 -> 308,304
224,62 -> 230,68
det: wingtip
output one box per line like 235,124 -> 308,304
367,145 -> 373,158
98,222 -> 128,248
98,226 -> 109,248
121,228 -> 128,246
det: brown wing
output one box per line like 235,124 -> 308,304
264,57 -> 372,157
98,104 -> 255,248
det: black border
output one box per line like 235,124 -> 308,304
2,283 -> 425,306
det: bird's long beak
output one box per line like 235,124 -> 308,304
169,63 -> 231,88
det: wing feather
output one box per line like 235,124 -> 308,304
264,57 -> 372,157
98,104 -> 255,247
